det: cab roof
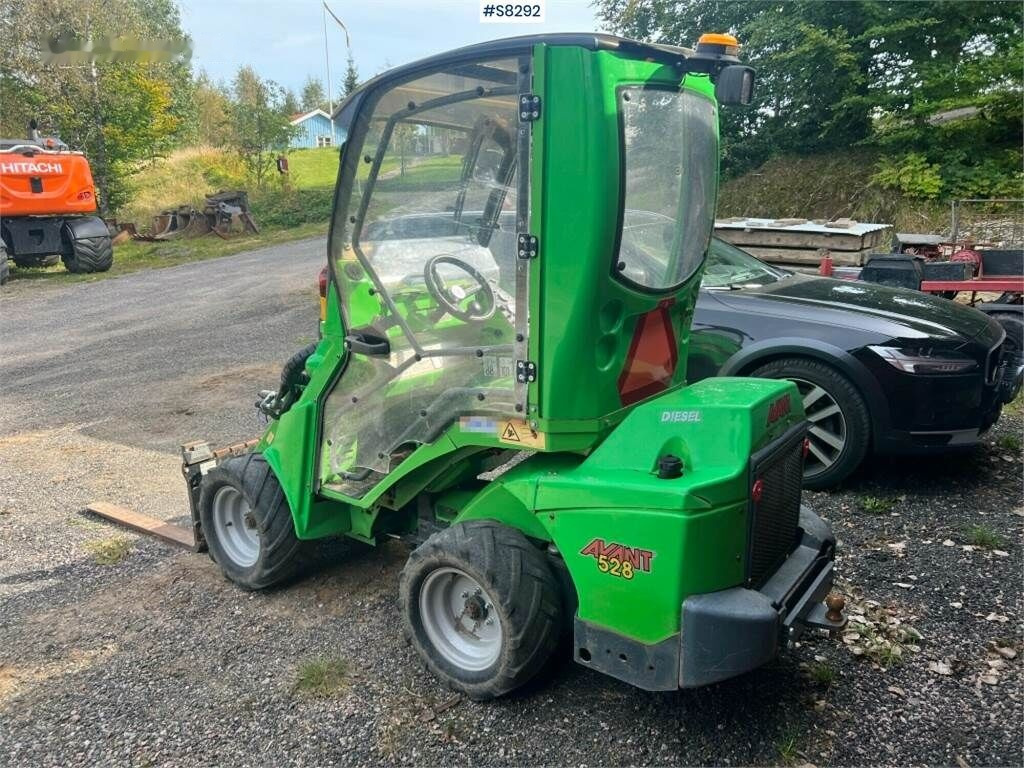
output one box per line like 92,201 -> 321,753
335,33 -> 695,119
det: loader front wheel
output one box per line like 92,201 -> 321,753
399,521 -> 562,700
199,453 -> 302,590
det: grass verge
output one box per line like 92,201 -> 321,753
859,495 -> 896,515
294,657 -> 351,697
86,537 -> 132,565
965,524 -> 1006,551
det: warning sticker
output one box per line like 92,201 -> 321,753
498,419 -> 546,449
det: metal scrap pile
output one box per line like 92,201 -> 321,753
116,190 -> 259,243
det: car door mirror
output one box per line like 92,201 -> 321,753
715,65 -> 755,105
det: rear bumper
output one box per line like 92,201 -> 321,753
573,506 -> 844,690
1,214 -> 107,258
680,506 -> 842,687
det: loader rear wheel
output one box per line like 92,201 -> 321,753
62,233 -> 113,273
199,453 -> 302,590
399,520 -> 562,700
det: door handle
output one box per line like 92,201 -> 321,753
344,332 -> 390,356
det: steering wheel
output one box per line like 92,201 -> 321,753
423,254 -> 496,322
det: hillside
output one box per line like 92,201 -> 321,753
718,151 -> 953,235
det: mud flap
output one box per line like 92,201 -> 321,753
181,439 -> 259,551
61,214 -> 110,243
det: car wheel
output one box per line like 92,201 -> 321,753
991,312 -> 1024,402
748,357 -> 871,489
991,312 -> 1022,368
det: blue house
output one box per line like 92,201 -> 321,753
288,109 -> 345,149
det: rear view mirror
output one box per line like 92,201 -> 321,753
715,65 -> 755,105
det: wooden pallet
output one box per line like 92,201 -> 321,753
716,227 -> 888,252
736,245 -> 877,267
86,501 -> 196,550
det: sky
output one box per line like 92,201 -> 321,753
178,0 -> 602,100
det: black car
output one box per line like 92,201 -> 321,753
689,238 -> 1014,488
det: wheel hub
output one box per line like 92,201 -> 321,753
210,485 -> 260,568
464,594 -> 487,621
790,376 -> 847,477
419,567 -> 502,672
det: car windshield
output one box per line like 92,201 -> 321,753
702,237 -> 786,288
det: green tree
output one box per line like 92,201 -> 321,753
193,71 -> 233,146
343,52 -> 359,96
300,75 -> 326,112
281,87 -> 300,117
596,0 -> 1023,197
0,0 -> 192,212
230,66 -> 295,187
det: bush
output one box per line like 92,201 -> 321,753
872,153 -> 944,200
250,187 -> 334,228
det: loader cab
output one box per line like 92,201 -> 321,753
311,34 -> 749,502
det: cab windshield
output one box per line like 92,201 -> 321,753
702,237 -> 786,289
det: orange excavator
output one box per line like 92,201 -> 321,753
0,120 -> 113,284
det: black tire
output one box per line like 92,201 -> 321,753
12,253 -> 60,269
991,312 -> 1023,369
399,520 -> 562,700
198,453 -> 303,590
991,312 -> 1024,402
62,234 -> 113,273
748,357 -> 871,489
0,244 -> 9,285
279,342 -> 318,399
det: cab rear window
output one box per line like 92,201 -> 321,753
615,87 -> 718,292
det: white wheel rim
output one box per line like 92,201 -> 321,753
211,485 -> 260,567
791,376 -> 847,477
419,567 -> 502,672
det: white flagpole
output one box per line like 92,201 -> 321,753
322,3 -> 333,122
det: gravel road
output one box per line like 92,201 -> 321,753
1,241 -> 1020,767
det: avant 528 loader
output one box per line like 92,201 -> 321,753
186,33 -> 846,698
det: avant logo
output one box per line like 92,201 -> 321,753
766,394 -> 792,425
580,538 -> 655,580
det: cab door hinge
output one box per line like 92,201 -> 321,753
516,233 -> 538,260
516,360 -> 537,383
518,94 -> 541,122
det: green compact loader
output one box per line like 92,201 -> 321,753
184,32 -> 846,699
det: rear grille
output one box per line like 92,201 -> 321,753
746,423 -> 806,587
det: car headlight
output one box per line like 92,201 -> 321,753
868,345 -> 979,374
